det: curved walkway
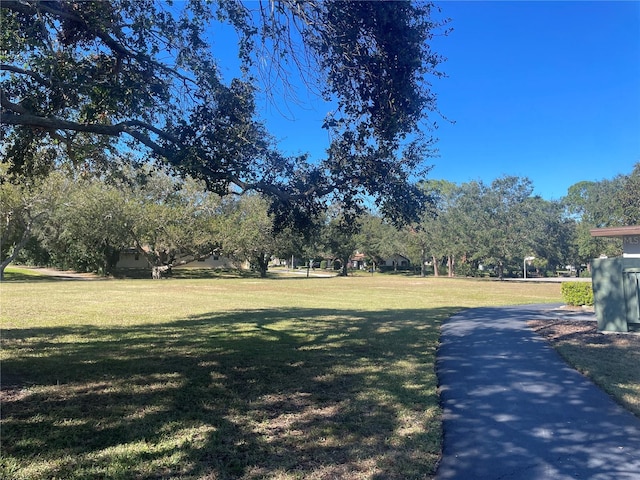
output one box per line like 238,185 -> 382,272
436,304 -> 640,480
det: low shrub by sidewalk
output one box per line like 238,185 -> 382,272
561,281 -> 594,306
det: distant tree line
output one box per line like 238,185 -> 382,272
2,162 -> 638,280
4,1 -> 636,281
404,166 -> 639,280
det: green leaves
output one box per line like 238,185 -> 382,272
616,162 -> 640,226
2,0 -> 446,232
562,169 -> 633,262
411,176 -> 573,278
561,282 -> 594,306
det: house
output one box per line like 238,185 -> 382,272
348,252 -> 411,271
174,254 -> 238,270
349,252 -> 367,269
116,248 -> 238,271
382,254 -> 410,269
116,248 -> 148,269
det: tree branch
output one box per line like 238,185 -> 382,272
1,100 -> 180,161
0,64 -> 52,88
2,1 -> 196,86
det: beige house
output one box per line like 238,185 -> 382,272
174,255 -> 238,270
116,248 -> 238,270
116,249 -> 148,269
349,252 -> 411,270
382,254 -> 410,268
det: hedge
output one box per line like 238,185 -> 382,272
561,282 -> 594,307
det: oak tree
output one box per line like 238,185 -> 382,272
1,0 -> 447,227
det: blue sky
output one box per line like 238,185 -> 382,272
427,1 -> 640,199
216,1 -> 640,200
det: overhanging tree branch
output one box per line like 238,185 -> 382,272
1,109 -> 177,161
0,64 -> 52,88
2,0 -> 447,229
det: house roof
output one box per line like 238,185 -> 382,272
590,226 -> 640,238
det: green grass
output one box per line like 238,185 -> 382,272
530,320 -> 640,418
561,341 -> 640,418
1,275 -> 561,479
1,266 -> 52,282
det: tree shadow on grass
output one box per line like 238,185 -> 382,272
1,272 -> 68,282
1,306 -> 455,480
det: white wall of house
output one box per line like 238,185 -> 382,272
174,255 -> 236,269
116,250 -> 148,269
383,254 -> 410,267
116,251 -> 238,270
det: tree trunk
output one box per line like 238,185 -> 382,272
432,256 -> 439,277
152,265 -> 171,279
340,256 -> 349,276
420,248 -> 427,278
254,253 -> 269,278
447,255 -> 455,277
497,261 -> 505,281
0,227 -> 32,281
105,246 -> 121,276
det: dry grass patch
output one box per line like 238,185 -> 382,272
529,319 -> 640,418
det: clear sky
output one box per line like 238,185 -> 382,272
217,1 -> 640,201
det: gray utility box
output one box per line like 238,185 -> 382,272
592,257 -> 640,332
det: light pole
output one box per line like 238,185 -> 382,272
524,256 -> 535,279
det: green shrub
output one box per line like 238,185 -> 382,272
455,263 -> 474,277
561,282 -> 594,306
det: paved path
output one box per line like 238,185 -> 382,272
436,304 -> 640,480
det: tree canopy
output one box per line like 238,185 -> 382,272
1,0 -> 447,227
562,175 -> 628,261
617,162 -> 640,226
4,164 -> 636,279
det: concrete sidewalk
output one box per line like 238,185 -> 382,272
436,304 -> 640,480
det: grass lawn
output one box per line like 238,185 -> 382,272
529,319 -> 640,419
1,266 -> 57,282
1,273 -> 561,479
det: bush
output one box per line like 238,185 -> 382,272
455,263 -> 474,277
561,282 -> 594,306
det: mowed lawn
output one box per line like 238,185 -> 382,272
1,273 -> 561,480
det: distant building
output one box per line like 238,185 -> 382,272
348,252 -> 411,270
382,254 -> 410,269
116,248 -> 239,270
